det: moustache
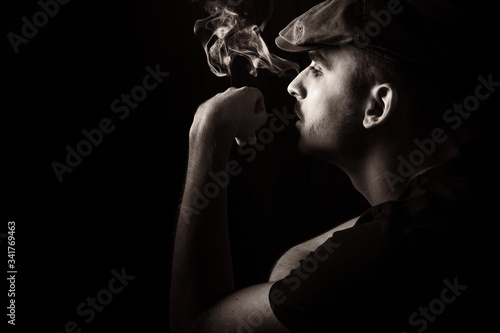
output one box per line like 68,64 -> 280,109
294,103 -> 304,121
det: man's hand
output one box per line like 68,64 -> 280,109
190,87 -> 269,146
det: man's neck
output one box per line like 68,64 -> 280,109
344,142 -> 462,206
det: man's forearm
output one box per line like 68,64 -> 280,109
170,88 -> 269,332
170,117 -> 235,331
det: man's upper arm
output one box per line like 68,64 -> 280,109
296,217 -> 358,251
269,217 -> 358,282
193,218 -> 362,332
194,283 -> 291,333
189,219 -> 358,333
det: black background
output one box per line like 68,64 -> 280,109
3,0 -> 499,332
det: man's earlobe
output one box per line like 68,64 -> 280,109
363,84 -> 398,129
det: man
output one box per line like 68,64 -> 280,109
170,0 -> 493,332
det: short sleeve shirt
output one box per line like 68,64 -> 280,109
269,157 -> 487,333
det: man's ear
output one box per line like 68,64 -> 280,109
363,83 -> 398,129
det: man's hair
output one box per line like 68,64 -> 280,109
346,44 -> 465,133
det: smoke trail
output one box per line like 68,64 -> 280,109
193,0 -> 299,78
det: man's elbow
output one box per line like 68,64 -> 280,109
169,307 -> 197,333
170,306 -> 213,333
170,316 -> 196,333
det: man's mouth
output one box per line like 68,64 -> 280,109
294,103 -> 304,121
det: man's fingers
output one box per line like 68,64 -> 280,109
253,90 -> 266,114
235,133 -> 257,147
235,137 -> 247,146
247,133 -> 257,145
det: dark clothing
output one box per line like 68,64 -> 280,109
270,147 -> 493,332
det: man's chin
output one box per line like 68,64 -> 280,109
296,136 -> 334,164
297,137 -> 317,157
295,122 -> 321,157
296,123 -> 314,154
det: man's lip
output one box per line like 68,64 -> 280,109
294,104 -> 303,121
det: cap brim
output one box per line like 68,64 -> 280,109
275,36 -> 322,53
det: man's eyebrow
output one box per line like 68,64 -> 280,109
308,50 -> 329,67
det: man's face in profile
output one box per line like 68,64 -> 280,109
288,47 -> 368,164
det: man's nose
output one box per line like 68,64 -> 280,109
287,69 -> 307,99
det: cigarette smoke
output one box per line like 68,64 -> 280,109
193,0 -> 299,78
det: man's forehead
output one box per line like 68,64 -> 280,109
308,47 -> 347,67
308,49 -> 328,63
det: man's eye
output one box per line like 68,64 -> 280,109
309,66 -> 322,77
